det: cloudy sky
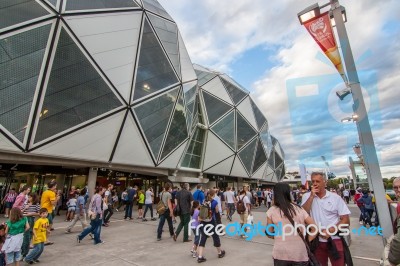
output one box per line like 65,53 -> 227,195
158,0 -> 400,179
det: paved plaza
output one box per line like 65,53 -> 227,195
0,204 -> 385,266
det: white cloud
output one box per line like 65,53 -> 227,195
158,0 -> 400,178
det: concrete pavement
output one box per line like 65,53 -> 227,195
0,203 -> 384,265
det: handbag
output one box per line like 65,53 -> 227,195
173,202 -> 181,217
286,213 -> 321,266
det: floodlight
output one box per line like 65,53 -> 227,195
336,87 -> 351,100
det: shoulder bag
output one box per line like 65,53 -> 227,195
286,212 -> 321,266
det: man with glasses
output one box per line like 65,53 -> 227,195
389,177 -> 400,265
302,172 -> 351,266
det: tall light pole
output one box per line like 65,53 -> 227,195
321,155 -> 330,179
298,0 -> 393,242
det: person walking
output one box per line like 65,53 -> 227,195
156,184 -> 174,241
196,189 -> 225,263
266,183 -> 317,265
24,208 -> 49,264
40,182 -> 58,245
302,172 -> 351,266
20,193 -> 40,258
103,184 -> 114,227
124,186 -> 137,220
13,186 -> 30,210
2,188 -> 17,218
2,208 -> 30,266
193,185 -> 205,204
77,187 -> 105,245
173,183 -> 193,242
190,201 -> 201,258
224,187 -> 236,221
137,190 -> 145,219
236,190 -> 251,237
65,188 -> 87,233
142,187 -> 156,221
357,190 -> 374,227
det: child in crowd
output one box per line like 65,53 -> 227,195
66,194 -> 77,222
0,224 -> 6,266
190,201 -> 200,258
2,208 -> 29,266
24,208 -> 49,265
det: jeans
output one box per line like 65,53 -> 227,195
21,216 -> 35,256
157,210 -> 174,239
67,213 -> 87,231
227,203 -> 235,219
175,213 -> 191,241
78,214 -> 103,244
25,243 -> 44,262
125,201 -> 133,219
143,204 -> 153,218
103,204 -> 114,223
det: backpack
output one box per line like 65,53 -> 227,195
237,195 -> 246,214
156,192 -> 166,215
199,200 -> 214,222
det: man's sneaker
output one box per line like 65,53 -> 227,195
76,236 -> 81,244
359,221 -> 364,225
173,233 -> 177,241
218,250 -> 226,258
34,259 -> 40,263
65,230 -> 71,234
25,261 -> 34,265
157,238 -> 161,241
197,257 -> 207,263
89,233 -> 94,239
192,252 -> 197,258
142,218 -> 148,222
151,218 -> 157,221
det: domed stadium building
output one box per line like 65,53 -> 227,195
0,0 -> 284,193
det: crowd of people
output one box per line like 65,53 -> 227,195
0,175 -> 399,265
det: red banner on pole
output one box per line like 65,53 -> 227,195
304,12 -> 346,81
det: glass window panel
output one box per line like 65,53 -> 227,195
147,13 -> 180,79
180,127 -> 205,169
186,108 -> 193,133
133,20 -> 178,101
35,28 -> 122,143
260,124 -> 272,156
195,70 -> 216,86
142,0 -> 172,21
66,0 -> 138,10
211,111 -> 234,150
160,91 -> 188,160
275,151 -> 283,169
250,98 -> 266,130
252,139 -> 267,174
184,84 -> 196,110
236,112 -> 256,150
0,0 -> 50,31
238,138 -> 257,175
275,165 -> 282,181
220,77 -> 247,105
0,24 -> 51,142
202,91 -> 231,125
134,87 -> 179,159
47,0 -> 58,8
268,151 -> 275,169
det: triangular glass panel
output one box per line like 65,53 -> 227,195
211,111 -> 235,150
35,27 -> 123,143
252,139 -> 267,174
147,13 -> 180,80
238,138 -> 257,175
260,124 -> 273,156
160,90 -> 188,161
250,98 -> 267,130
275,165 -> 282,181
178,32 -> 196,82
134,86 -> 179,160
195,69 -> 217,86
44,0 -> 58,9
1,0 -> 52,32
220,77 -> 247,105
271,135 -> 278,146
0,24 -> 51,143
268,150 -> 275,169
202,91 -> 232,126
275,151 -> 283,169
142,0 -> 172,21
186,108 -> 193,132
180,127 -> 205,169
133,19 -> 178,101
236,112 -> 257,150
183,81 -> 196,114
65,0 -> 138,11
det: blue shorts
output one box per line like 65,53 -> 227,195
5,250 -> 21,265
5,202 -> 13,209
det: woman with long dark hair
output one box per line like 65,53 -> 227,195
266,183 -> 317,266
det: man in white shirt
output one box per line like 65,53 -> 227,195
342,189 -> 350,204
236,190 -> 251,238
224,187 -> 236,221
302,172 -> 351,266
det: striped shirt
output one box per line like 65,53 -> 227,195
22,202 -> 41,216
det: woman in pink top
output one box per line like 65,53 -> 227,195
12,186 -> 31,209
266,183 -> 317,265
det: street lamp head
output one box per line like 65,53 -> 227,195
330,6 -> 347,27
336,87 -> 351,100
297,3 -> 320,25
